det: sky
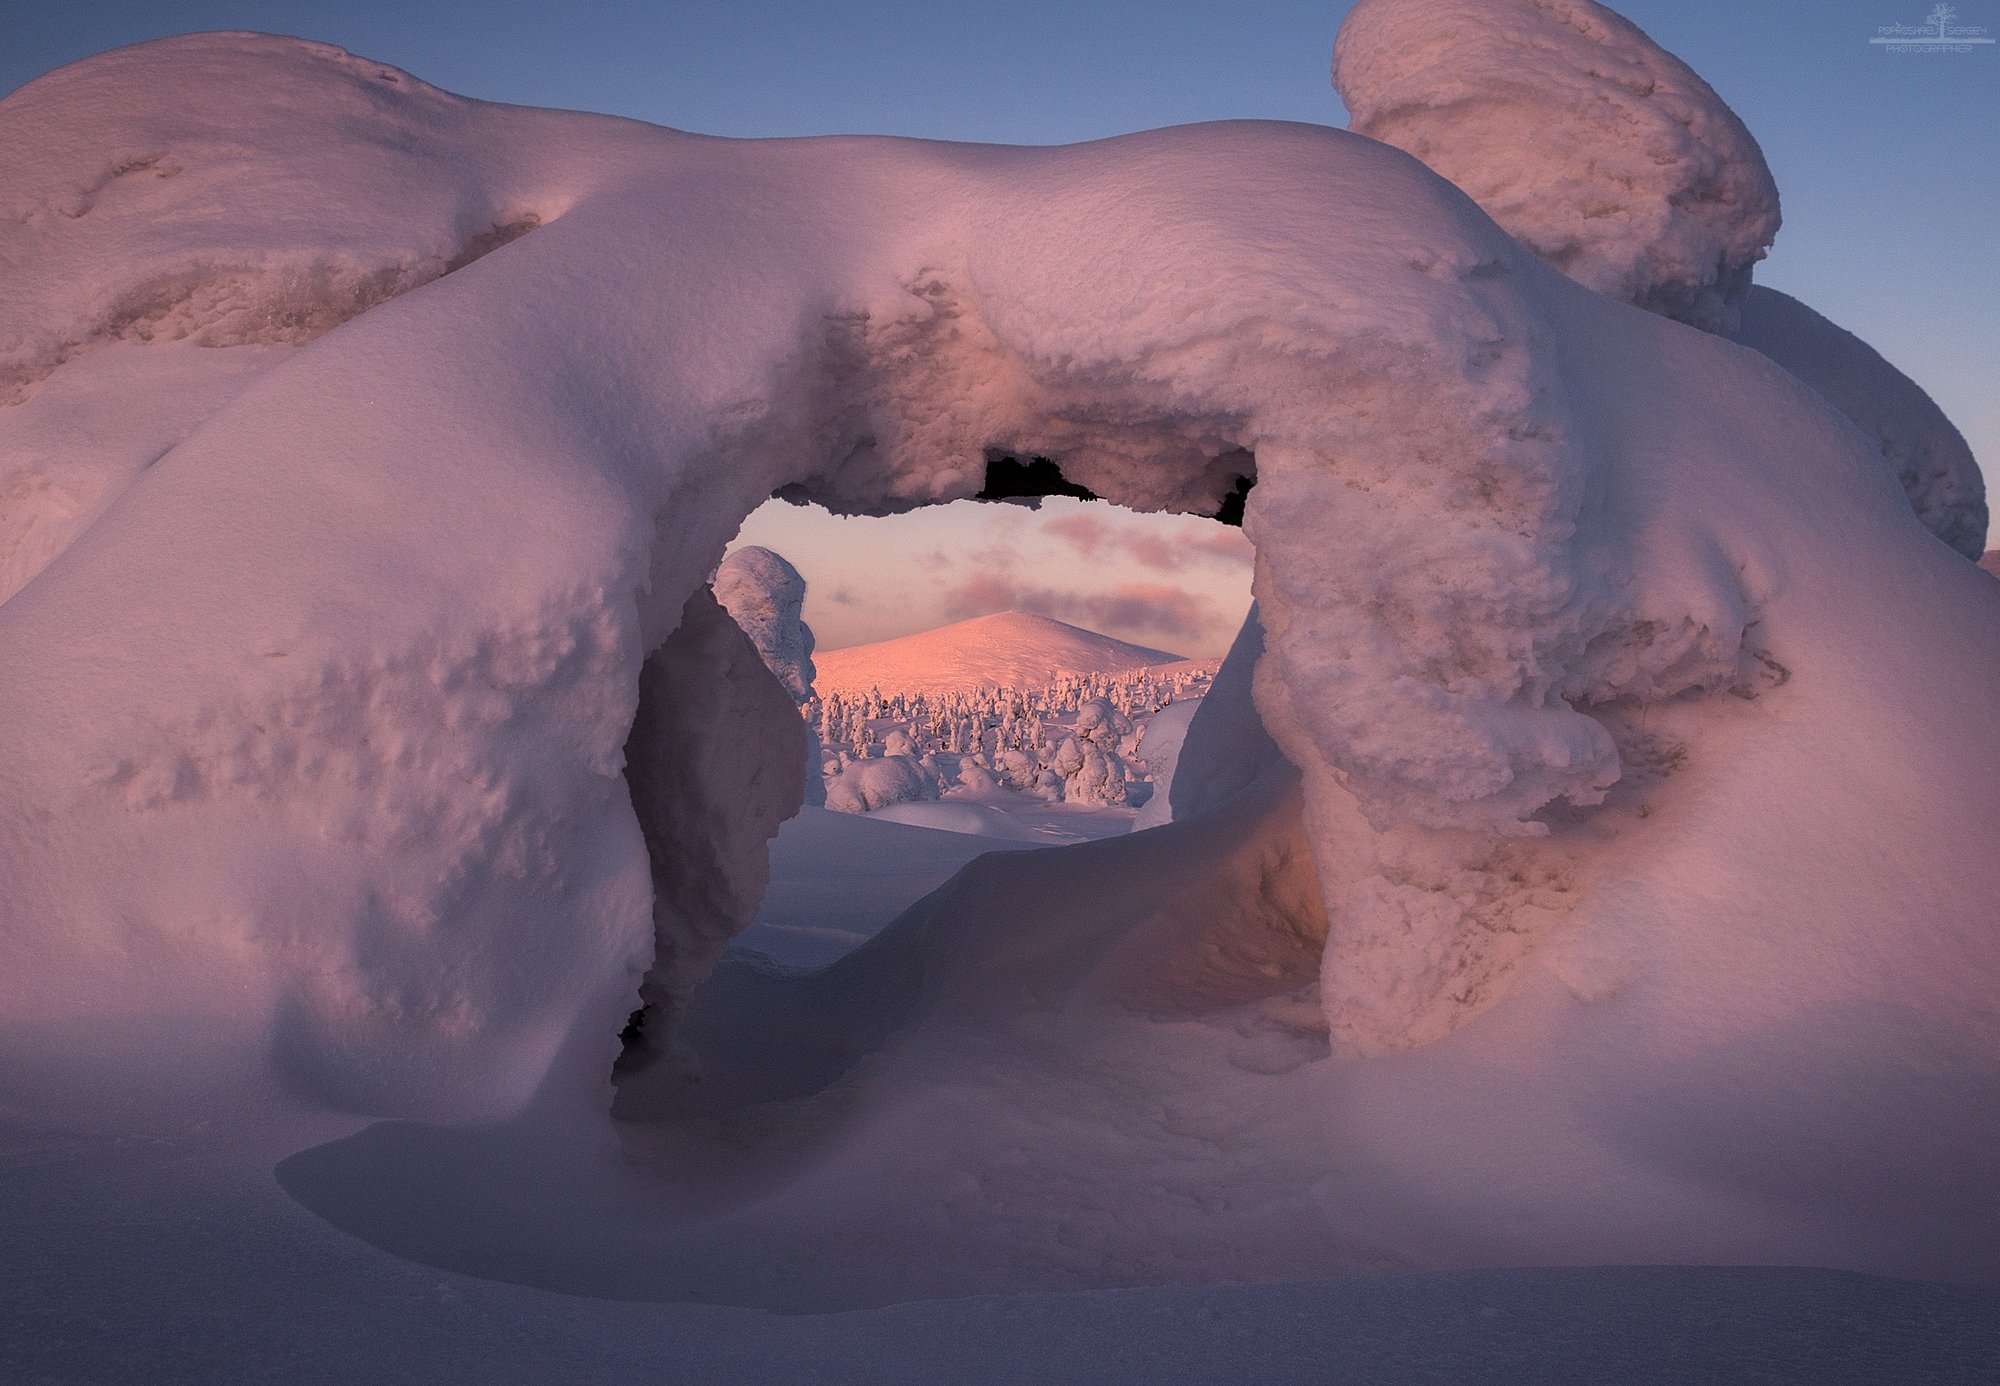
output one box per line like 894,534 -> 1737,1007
6,0 -> 1994,655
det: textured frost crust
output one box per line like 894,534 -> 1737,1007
0,34 -> 547,406
1334,0 -> 1780,333
1332,2 -> 1983,562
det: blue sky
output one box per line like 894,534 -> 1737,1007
7,1 -> 1994,649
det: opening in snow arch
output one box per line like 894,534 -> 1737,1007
3,100 -> 1872,1126
565,128 -> 1805,1109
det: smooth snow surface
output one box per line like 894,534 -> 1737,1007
1731,286 -> 1988,560
734,805 -> 1041,968
1171,602 -> 1290,822
2,20 -> 1999,1346
813,609 -> 1184,695
1129,697 -> 1200,830
1334,0 -> 1780,333
16,1118 -> 2000,1386
863,798 -> 1050,840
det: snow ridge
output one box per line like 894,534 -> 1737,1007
813,610 -> 1186,696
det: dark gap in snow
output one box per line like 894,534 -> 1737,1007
976,455 -> 1100,506
1211,472 -> 1255,527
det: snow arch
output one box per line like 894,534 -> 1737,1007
0,34 -> 1993,1135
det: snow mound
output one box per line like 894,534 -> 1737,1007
1334,0 -> 1780,332
1129,697 -> 1199,830
0,33 -> 549,408
1730,286 -> 1987,559
814,611 -> 1185,696
2,32 -> 1997,1294
1172,603 -> 1290,822
824,755 -> 942,815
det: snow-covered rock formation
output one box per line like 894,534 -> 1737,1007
1333,0 -> 1780,334
1331,0 -> 1985,558
2,26 -> 1998,1290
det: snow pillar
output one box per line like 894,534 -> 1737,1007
623,586 -> 808,1065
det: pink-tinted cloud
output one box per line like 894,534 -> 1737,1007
1185,525 -> 1255,563
1041,511 -> 1253,573
1044,512 -> 1112,556
940,571 -> 1025,620
1126,533 -> 1183,572
1078,581 -> 1214,644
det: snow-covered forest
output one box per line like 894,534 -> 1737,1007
813,665 -> 1211,812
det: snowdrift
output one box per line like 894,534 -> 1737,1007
1,14 -> 1996,1302
1730,285 -> 1988,559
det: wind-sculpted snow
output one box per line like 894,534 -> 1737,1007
3,31 -> 1999,1289
623,587 -> 807,1067
1334,0 -> 1780,333
1167,604 -> 1289,822
0,35 -> 548,407
714,546 -> 817,702
1331,2 -> 1985,560
714,544 -> 826,806
1731,286 -> 1988,560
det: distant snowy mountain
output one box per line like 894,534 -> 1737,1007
814,611 -> 1189,695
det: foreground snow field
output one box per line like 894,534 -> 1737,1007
2,0 -> 1997,1377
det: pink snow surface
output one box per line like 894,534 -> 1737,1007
813,609 -> 1185,696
